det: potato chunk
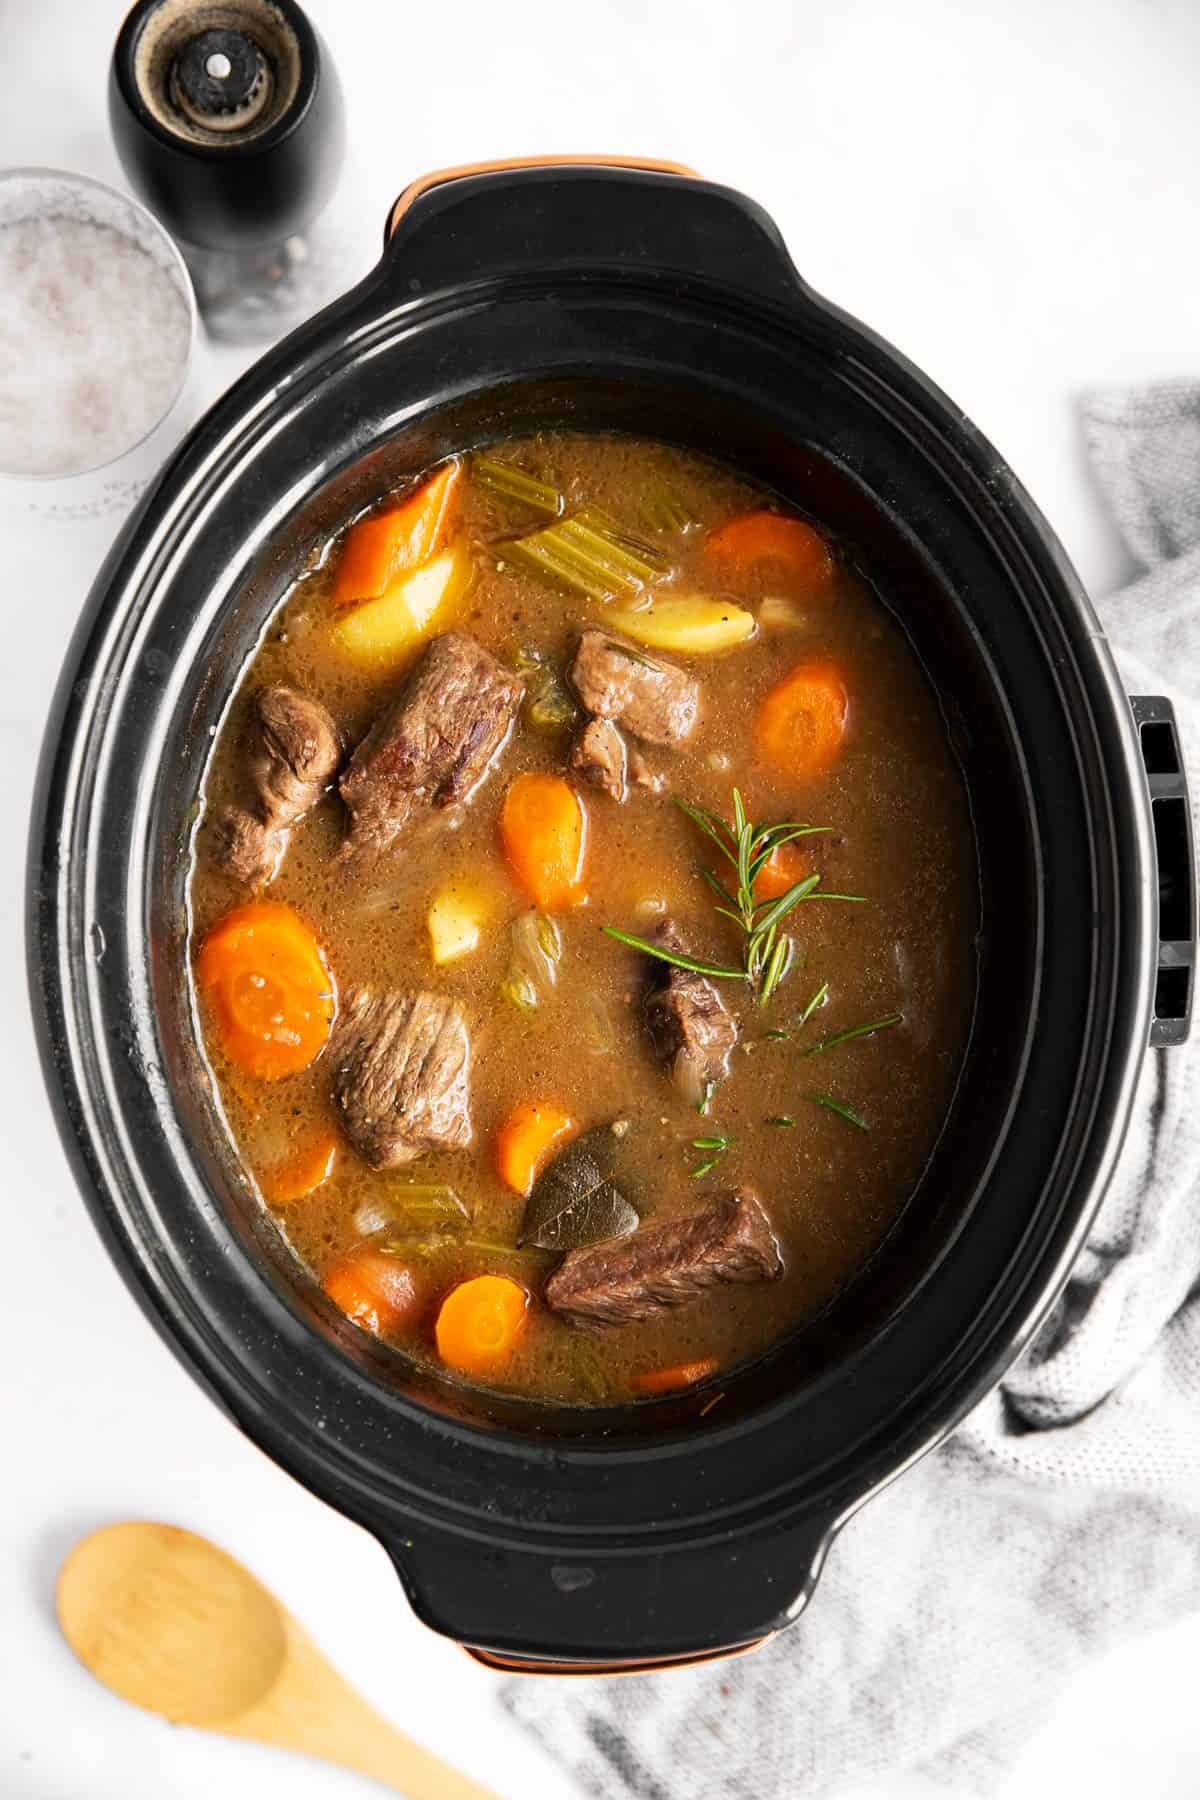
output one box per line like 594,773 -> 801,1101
607,593 -> 755,655
427,882 -> 488,964
335,543 -> 468,663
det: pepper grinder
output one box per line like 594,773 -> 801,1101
109,0 -> 351,344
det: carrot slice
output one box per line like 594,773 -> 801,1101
495,1100 -> 577,1197
632,1357 -> 720,1395
260,1133 -> 338,1204
435,1275 -> 529,1376
499,772 -> 588,911
707,510 -> 834,593
752,838 -> 809,902
331,462 -> 461,606
322,1247 -> 427,1338
753,659 -> 849,782
196,900 -> 335,1081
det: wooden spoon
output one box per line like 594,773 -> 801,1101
57,1521 -> 503,1798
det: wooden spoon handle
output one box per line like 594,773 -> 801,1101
234,1636 -> 506,1800
323,1711 -> 507,1798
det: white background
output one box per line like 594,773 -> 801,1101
3,1 -> 1200,1795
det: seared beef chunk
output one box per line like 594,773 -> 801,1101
340,634 -> 522,859
571,716 -> 628,801
643,919 -> 739,1099
570,629 -> 699,747
570,718 -> 664,800
545,1188 -> 781,1327
216,809 -> 278,890
217,685 -> 340,888
332,987 -> 472,1169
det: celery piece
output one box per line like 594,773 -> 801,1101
573,507 -> 672,573
503,509 -> 667,602
471,455 -> 563,516
502,533 -> 618,604
642,488 -> 701,534
557,515 -> 666,587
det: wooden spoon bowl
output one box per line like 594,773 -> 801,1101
57,1521 -> 501,1797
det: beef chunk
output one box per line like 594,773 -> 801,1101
332,987 -> 472,1169
643,920 -> 739,1099
570,718 -> 665,800
571,716 -> 628,801
570,629 -> 699,747
216,685 -> 340,888
216,808 -> 279,890
340,634 -> 522,859
544,1189 -> 781,1327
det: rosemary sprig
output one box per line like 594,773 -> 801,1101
675,791 -> 858,1005
603,794 -> 860,1006
794,981 -> 831,1028
801,1013 -> 903,1056
803,1092 -> 869,1131
765,1002 -> 901,1050
601,926 -> 745,982
690,1134 -> 733,1178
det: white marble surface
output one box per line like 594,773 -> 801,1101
3,1 -> 1200,1795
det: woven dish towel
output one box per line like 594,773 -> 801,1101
504,380 -> 1200,1798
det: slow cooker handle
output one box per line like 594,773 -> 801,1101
376,157 -> 807,310
384,1512 -> 831,1674
1131,696 -> 1196,1046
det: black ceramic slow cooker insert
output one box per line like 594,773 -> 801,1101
28,160 -> 1196,1672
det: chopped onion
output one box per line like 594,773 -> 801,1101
499,969 -> 539,1014
353,1195 -> 397,1237
583,992 -> 617,1055
357,881 -> 403,916
354,1186 -> 467,1237
758,595 -> 807,631
501,910 -> 563,1012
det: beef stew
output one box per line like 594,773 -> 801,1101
190,431 -> 977,1408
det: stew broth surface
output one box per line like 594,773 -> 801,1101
191,432 -> 977,1406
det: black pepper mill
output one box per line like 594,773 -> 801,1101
109,0 -> 349,344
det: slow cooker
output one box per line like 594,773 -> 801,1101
28,160 -> 1195,1672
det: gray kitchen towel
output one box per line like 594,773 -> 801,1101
504,381 -> 1200,1798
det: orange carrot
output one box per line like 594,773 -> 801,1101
196,900 -> 335,1081
495,1100 -> 577,1196
752,838 -> 809,902
331,462 -> 461,606
435,1275 -> 529,1376
707,510 -> 834,593
499,772 -> 588,910
753,659 -> 849,782
631,1357 -> 720,1395
322,1247 -> 427,1338
260,1133 -> 338,1204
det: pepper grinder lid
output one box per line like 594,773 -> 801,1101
109,0 -> 346,255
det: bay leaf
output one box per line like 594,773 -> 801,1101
518,1125 -> 639,1251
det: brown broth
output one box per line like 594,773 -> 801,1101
190,431 -> 978,1406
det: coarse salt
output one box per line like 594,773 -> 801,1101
0,216 -> 191,477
